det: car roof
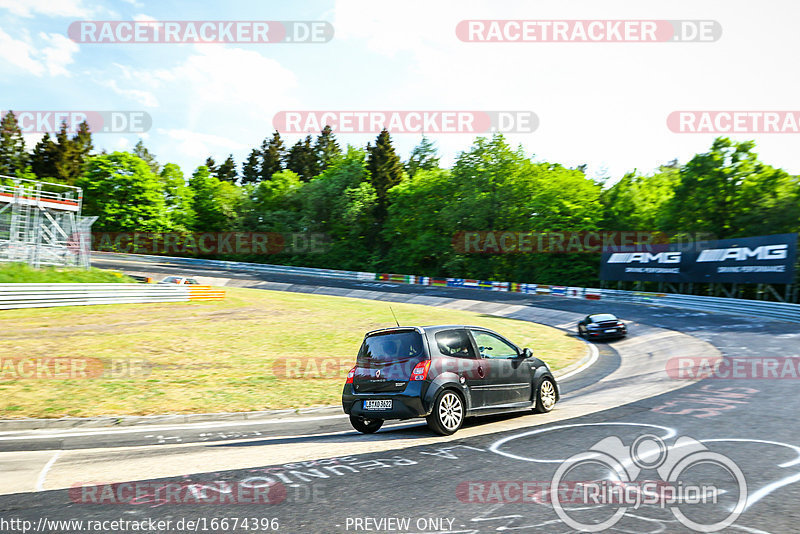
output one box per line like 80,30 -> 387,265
365,325 -> 499,336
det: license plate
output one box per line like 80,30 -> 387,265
364,399 -> 392,410
604,329 -> 617,333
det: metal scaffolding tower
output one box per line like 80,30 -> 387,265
0,175 -> 96,269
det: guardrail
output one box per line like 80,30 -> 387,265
0,283 -> 224,310
94,252 -> 800,324
93,252 -> 376,282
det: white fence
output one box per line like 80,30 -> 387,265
0,283 -> 224,310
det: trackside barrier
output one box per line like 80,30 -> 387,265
93,252 -> 800,324
0,284 -> 224,310
596,288 -> 800,323
91,251 -> 375,282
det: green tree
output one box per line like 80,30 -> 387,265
285,136 -> 319,182
160,163 -> 196,230
662,137 -> 800,238
133,139 -> 161,174
78,152 -> 170,231
51,121 -> 93,185
30,133 -> 57,180
204,157 -> 217,176
314,125 -> 341,171
216,154 -> 237,183
260,131 -> 285,182
241,148 -> 261,185
296,147 -> 377,268
384,167 -> 457,273
188,166 -> 242,231
601,166 -> 679,230
405,136 -> 439,178
367,129 -> 404,222
237,169 -> 305,234
0,111 -> 28,176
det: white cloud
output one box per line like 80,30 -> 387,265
115,137 -> 132,150
157,128 -> 248,157
331,0 -> 800,177
102,79 -> 159,107
0,29 -> 79,77
0,29 -> 44,75
99,45 -> 298,163
0,0 -> 93,18
38,33 -> 80,76
132,13 -> 157,22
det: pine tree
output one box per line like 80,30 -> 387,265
205,157 -> 217,176
314,125 -> 340,171
30,133 -> 58,179
260,131 -> 284,182
49,121 -> 93,185
285,135 -> 319,182
0,111 -> 28,176
134,139 -> 161,174
216,154 -> 237,183
405,136 -> 440,178
241,148 -> 261,185
367,128 -> 404,219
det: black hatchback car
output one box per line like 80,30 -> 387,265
577,313 -> 627,340
342,325 -> 559,435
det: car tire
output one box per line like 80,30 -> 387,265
534,378 -> 557,413
577,326 -> 585,338
349,414 -> 383,434
426,389 -> 464,436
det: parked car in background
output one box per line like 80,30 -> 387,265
577,313 -> 627,340
342,325 -> 559,435
158,276 -> 199,285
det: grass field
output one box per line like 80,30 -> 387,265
0,286 -> 585,418
0,263 -> 134,283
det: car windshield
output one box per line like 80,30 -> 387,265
591,314 -> 618,322
356,331 -> 426,380
162,276 -> 179,283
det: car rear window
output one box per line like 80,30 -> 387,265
356,331 -> 427,376
591,314 -> 618,322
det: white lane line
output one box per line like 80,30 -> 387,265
556,342 -> 599,381
0,414 -> 349,440
35,450 -> 61,491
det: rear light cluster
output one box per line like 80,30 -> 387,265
346,366 -> 356,384
410,360 -> 431,381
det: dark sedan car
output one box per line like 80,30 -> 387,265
577,313 -> 627,340
342,325 -> 559,435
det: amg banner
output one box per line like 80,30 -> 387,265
600,233 -> 798,284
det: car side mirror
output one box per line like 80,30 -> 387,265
521,348 -> 533,358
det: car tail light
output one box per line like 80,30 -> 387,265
345,366 -> 356,384
410,360 -> 431,381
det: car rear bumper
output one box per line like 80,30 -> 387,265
342,381 -> 430,420
586,328 -> 627,339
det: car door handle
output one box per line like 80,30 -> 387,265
477,365 -> 485,378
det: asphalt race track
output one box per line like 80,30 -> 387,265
1,253 -> 799,533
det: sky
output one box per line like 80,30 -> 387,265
1,0 -> 798,183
